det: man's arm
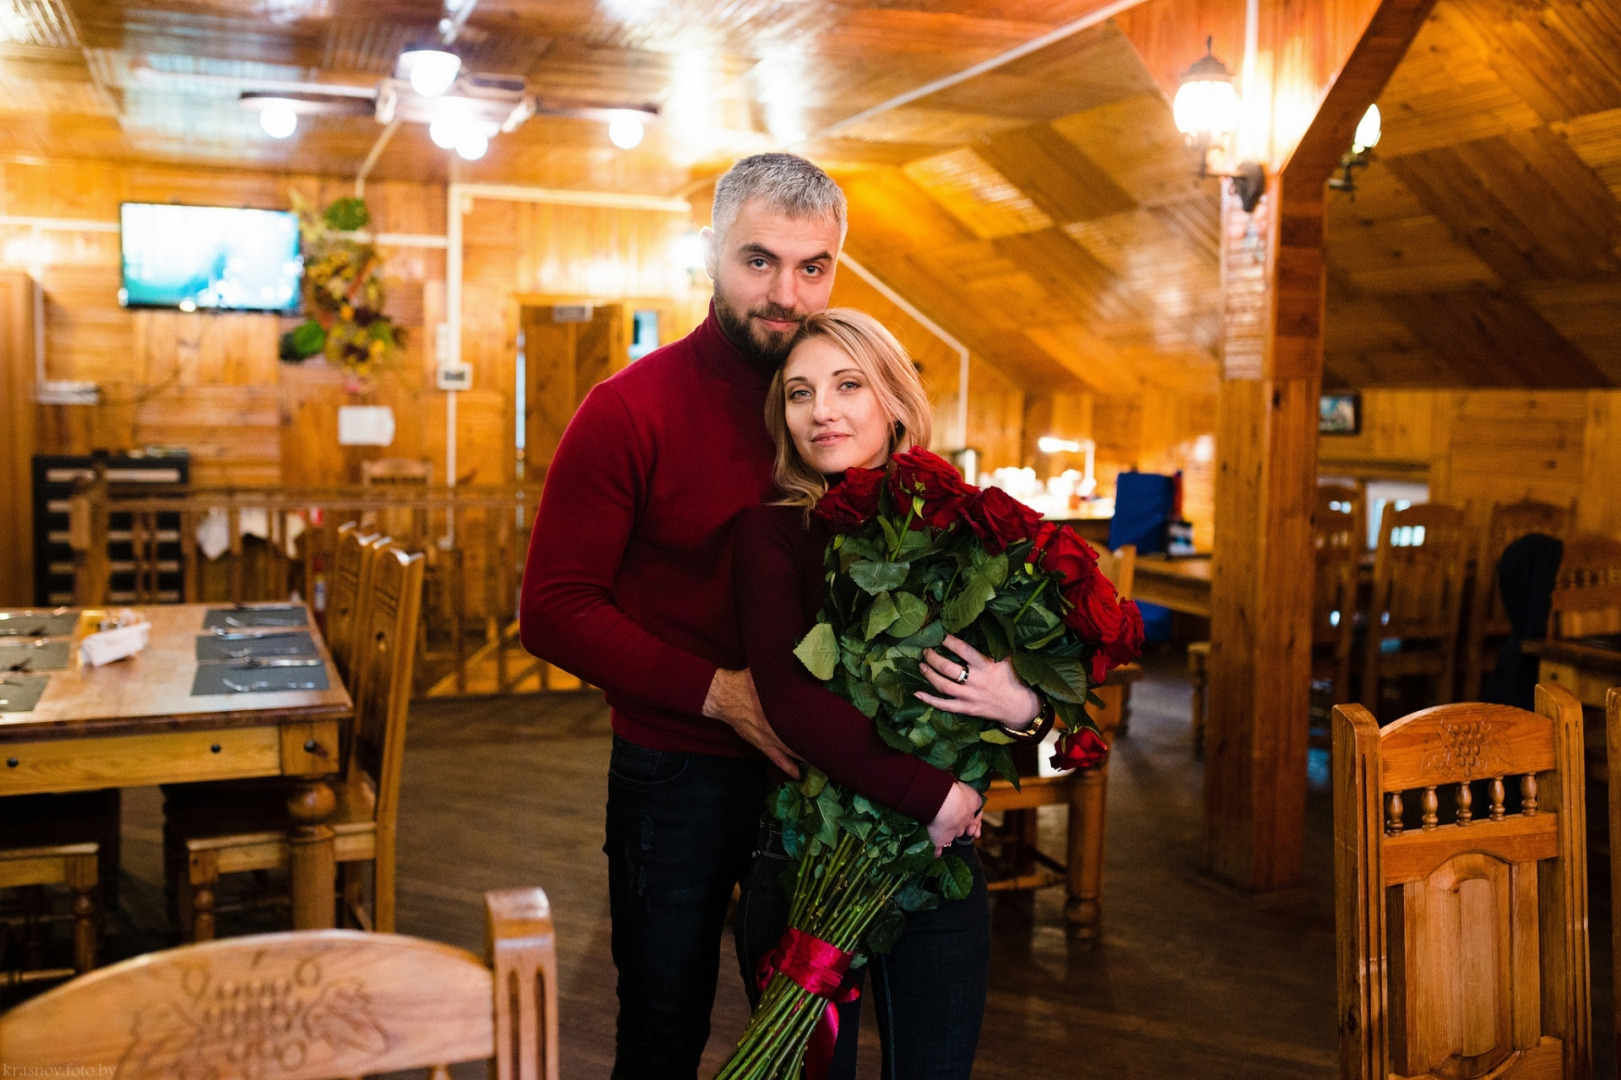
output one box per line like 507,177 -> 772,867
517,383 -> 796,772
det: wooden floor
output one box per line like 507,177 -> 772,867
24,653 -> 1620,1078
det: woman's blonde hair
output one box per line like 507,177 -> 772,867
765,308 -> 933,511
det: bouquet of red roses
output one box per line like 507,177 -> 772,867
715,449 -> 1142,1080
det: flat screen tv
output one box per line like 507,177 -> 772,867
119,203 -> 302,313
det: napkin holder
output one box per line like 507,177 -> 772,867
79,611 -> 151,667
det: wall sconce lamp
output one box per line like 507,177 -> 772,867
1327,104 -> 1382,197
1173,37 -> 1265,213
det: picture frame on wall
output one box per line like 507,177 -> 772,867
1319,392 -> 1361,436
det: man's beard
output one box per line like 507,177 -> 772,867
713,290 -> 803,369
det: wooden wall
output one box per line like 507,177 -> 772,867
1316,388 -> 1621,538
0,159 -> 709,491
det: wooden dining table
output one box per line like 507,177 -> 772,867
1131,554 -> 1214,618
0,604 -> 352,930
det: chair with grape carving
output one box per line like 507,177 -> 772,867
0,887 -> 559,1080
1334,684 -> 1590,1080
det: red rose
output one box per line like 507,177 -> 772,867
1090,650 -> 1110,687
813,466 -> 886,532
1036,524 -> 1100,585
1106,600 -> 1145,667
1063,574 -> 1126,643
1050,728 -> 1108,771
887,448 -> 973,531
964,487 -> 1043,554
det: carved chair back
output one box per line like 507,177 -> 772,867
325,522 -> 380,688
1333,685 -> 1590,1080
1096,544 -> 1136,603
348,547 -> 425,839
1313,499 -> 1361,703
0,887 -> 559,1080
1362,502 -> 1469,710
1318,481 -> 1366,555
360,458 -> 432,544
1549,534 -> 1621,640
1462,500 -> 1575,698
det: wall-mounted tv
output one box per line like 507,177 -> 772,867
119,203 -> 302,313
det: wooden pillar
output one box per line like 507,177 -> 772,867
0,273 -> 37,606
1203,0 -> 1438,890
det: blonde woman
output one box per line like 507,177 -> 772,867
730,309 -> 1048,1079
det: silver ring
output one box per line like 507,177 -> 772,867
955,665 -> 970,684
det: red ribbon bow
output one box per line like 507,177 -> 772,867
756,927 -> 861,1080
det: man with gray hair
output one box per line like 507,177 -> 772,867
520,152 -> 847,1078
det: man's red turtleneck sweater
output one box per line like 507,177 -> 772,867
519,306 -> 777,758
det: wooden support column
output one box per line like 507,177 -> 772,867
1203,0 -> 1438,890
0,272 -> 37,607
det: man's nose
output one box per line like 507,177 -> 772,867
766,268 -> 798,312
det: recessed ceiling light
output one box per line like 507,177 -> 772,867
399,47 -> 461,97
259,100 -> 299,139
608,113 -> 644,149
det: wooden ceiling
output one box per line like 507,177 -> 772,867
1,0 -> 1618,391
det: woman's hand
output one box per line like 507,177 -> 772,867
915,634 -> 1041,729
927,780 -> 984,855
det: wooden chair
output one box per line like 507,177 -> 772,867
324,521 -> 382,688
1608,687 -> 1621,1072
0,887 -> 559,1080
1312,491 -> 1362,707
1334,684 -> 1591,1080
1460,500 -> 1574,699
0,843 -> 97,982
1318,480 -> 1367,555
1187,640 -> 1209,757
1361,502 -> 1469,719
0,791 -> 120,982
170,547 -> 425,940
1548,534 -> 1621,641
980,544 -> 1136,941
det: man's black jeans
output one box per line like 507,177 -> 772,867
734,820 -> 991,1080
604,735 -> 770,1080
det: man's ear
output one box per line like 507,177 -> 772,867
700,225 -> 718,282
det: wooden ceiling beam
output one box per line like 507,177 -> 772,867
973,123 -> 1135,224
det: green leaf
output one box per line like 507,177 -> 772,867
896,620 -> 947,651
848,678 -> 880,717
980,553 -> 1009,588
850,560 -> 910,595
888,591 -> 929,639
940,854 -> 973,901
1011,649 -> 1089,704
941,576 -> 996,633
865,591 -> 900,640
794,622 -> 839,681
978,727 -> 1017,744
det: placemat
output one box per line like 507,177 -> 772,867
0,640 -> 73,672
0,674 -> 49,712
196,631 -> 318,662
191,661 -> 330,696
0,611 -> 79,637
202,606 -> 309,630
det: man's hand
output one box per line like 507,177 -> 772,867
703,668 -> 801,777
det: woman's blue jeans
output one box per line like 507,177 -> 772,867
604,735 -> 770,1080
733,819 -> 991,1080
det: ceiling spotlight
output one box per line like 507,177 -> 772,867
456,128 -> 490,160
259,100 -> 299,139
608,112 -> 645,149
429,113 -> 464,149
399,47 -> 461,97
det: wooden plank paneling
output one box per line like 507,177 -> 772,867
974,123 -> 1136,225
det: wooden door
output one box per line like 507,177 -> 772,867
0,272 -> 37,606
521,304 -> 622,472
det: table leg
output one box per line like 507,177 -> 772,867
287,777 -> 337,929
